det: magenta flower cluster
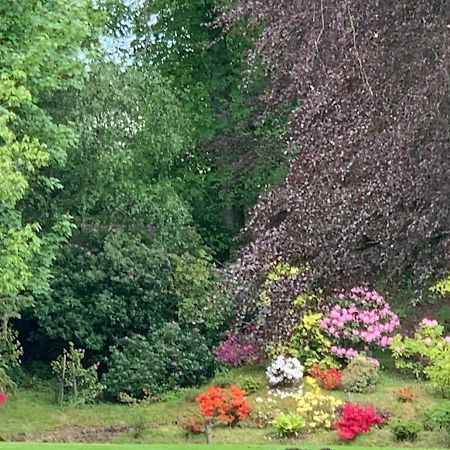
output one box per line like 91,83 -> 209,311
215,328 -> 262,366
320,287 -> 399,358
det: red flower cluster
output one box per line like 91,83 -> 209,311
195,385 -> 251,425
333,402 -> 383,440
0,392 -> 7,404
310,365 -> 342,390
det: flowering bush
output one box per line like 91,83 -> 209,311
392,386 -> 417,403
195,385 -> 251,425
333,402 -> 383,440
182,416 -> 204,435
266,355 -> 304,388
0,391 -> 7,404
215,326 -> 263,366
341,355 -> 380,393
297,377 -> 342,430
320,287 -> 399,359
390,319 -> 450,397
310,365 -> 342,390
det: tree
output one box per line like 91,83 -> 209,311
100,0 -> 290,259
0,0 -> 93,346
222,0 -> 450,340
29,62 -> 230,356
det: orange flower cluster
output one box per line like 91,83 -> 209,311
195,384 -> 251,425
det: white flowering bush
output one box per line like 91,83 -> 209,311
266,355 -> 304,388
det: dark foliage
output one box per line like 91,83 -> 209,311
222,0 -> 450,339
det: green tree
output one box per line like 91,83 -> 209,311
0,1 -> 93,348
30,62 -> 229,356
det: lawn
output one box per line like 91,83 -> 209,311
0,445 -> 441,450
0,366 -> 448,449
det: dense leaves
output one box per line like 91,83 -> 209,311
0,0 -> 94,367
223,0 -> 450,341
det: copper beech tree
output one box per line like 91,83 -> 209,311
221,1 -> 450,340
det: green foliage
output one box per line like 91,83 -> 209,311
391,320 -> 450,397
341,356 -> 379,394
0,0 -> 90,331
51,343 -> 103,405
271,412 -> 305,438
437,305 -> 450,332
430,274 -> 450,294
103,324 -> 216,399
390,419 -> 422,441
31,61 -> 226,360
172,251 -> 233,330
431,401 -> 450,436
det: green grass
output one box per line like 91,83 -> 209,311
1,367 -> 448,449
0,445 -> 441,450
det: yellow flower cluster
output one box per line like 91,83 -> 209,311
297,377 -> 342,430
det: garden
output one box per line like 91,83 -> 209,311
1,1 -> 449,449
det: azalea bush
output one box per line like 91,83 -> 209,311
391,319 -> 450,397
310,365 -> 342,390
297,377 -> 342,430
215,326 -> 263,366
266,355 -> 304,388
320,287 -> 399,359
195,384 -> 251,426
333,402 -> 383,440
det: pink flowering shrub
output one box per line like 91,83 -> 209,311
215,326 -> 263,366
320,287 -> 399,359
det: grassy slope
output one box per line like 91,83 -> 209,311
1,366 -> 448,449
0,445 -> 440,450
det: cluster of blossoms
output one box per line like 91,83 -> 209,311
333,402 -> 383,440
266,355 -> 304,388
310,365 -> 342,390
0,392 -> 6,404
215,327 -> 262,366
195,385 -> 251,425
297,377 -> 342,430
320,287 -> 399,358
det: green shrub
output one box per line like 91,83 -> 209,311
272,412 -> 305,437
391,319 -> 450,397
51,343 -> 103,405
390,418 -> 422,441
103,323 -> 215,399
431,401 -> 450,436
437,305 -> 450,332
341,355 -> 379,393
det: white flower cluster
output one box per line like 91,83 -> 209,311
266,355 -> 304,388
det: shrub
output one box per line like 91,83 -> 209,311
392,387 -> 417,403
182,416 -> 204,435
390,319 -> 450,397
297,377 -> 342,430
215,325 -> 263,366
320,287 -> 399,360
431,401 -> 450,436
266,355 -> 304,388
195,385 -> 251,425
272,412 -> 305,437
341,355 -> 379,393
104,324 -> 215,399
51,343 -> 103,405
310,365 -> 342,390
333,402 -> 383,440
390,418 -> 422,441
